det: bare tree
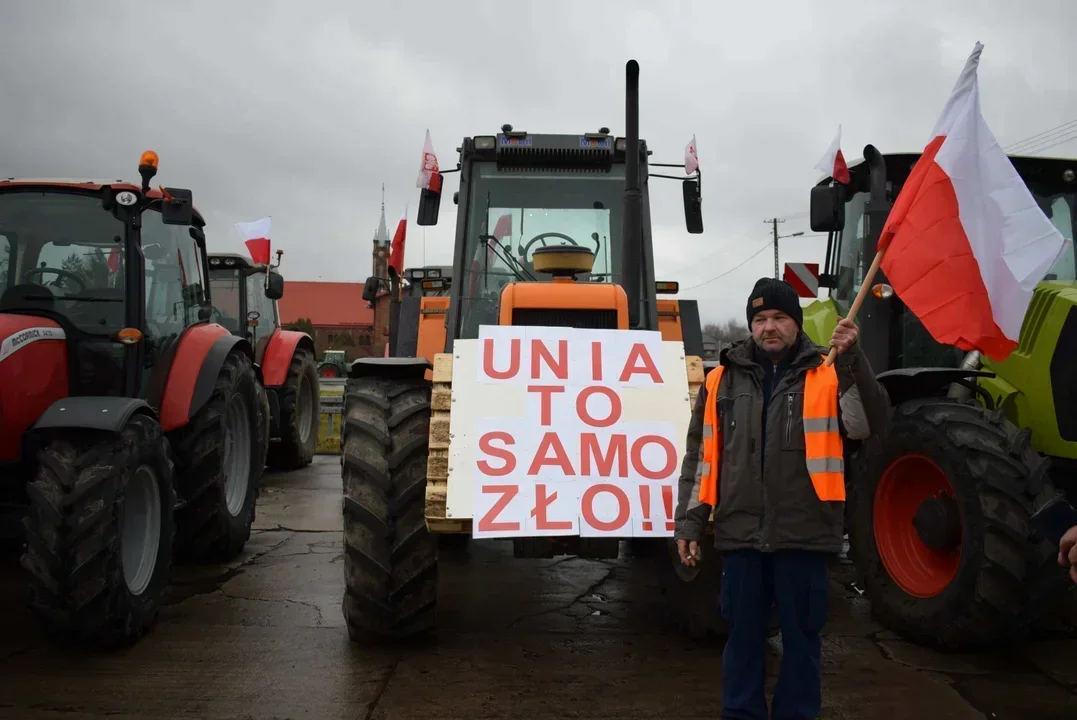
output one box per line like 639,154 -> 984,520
703,319 -> 749,346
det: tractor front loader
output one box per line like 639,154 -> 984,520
804,145 -> 1077,650
0,152 -> 268,649
338,60 -> 728,644
208,252 -> 320,470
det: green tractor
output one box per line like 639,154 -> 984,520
805,145 -> 1077,650
318,350 -> 346,378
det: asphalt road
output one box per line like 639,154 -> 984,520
1,456 -> 1077,719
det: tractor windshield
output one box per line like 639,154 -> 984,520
209,267 -> 242,332
0,190 -> 127,335
458,162 -> 624,338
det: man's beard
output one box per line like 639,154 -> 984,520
754,334 -> 797,363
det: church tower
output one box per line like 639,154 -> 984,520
371,184 -> 391,284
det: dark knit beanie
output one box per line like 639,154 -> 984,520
746,277 -> 803,328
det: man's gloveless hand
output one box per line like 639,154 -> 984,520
677,538 -> 701,566
1060,525 -> 1077,584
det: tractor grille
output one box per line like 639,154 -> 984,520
1051,305 -> 1077,441
511,309 -> 618,329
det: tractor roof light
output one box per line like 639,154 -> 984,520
426,268 -> 441,279
872,283 -> 895,299
422,279 -> 447,291
474,136 -> 496,150
138,150 -> 159,171
656,280 -> 679,294
1064,168 -> 1075,183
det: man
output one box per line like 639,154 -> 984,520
673,278 -> 891,720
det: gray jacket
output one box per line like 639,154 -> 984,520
673,332 -> 891,554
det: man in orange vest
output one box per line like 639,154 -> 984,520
673,277 -> 891,720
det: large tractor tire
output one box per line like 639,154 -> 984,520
21,414 -> 175,649
266,347 -> 320,471
171,350 -> 267,563
340,374 -> 438,643
319,362 -> 342,379
848,397 -> 1057,651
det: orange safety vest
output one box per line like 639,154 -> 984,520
697,357 -> 844,507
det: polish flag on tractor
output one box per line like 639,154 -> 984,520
235,216 -> 272,265
815,125 -> 850,184
388,207 -> 407,277
875,42 -> 1070,361
416,130 -> 442,194
684,134 -> 699,175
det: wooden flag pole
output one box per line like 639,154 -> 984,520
825,247 -> 887,367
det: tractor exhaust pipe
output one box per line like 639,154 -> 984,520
620,59 -> 642,329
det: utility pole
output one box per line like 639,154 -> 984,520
765,218 -> 805,279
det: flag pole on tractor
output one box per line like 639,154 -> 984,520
824,41 -> 1070,366
387,206 -> 407,357
236,216 -> 272,290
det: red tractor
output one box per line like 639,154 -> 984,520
0,151 -> 269,648
207,252 -> 320,469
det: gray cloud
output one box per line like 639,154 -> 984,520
2,0 -> 1075,324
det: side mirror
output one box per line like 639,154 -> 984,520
160,187 -> 194,226
417,176 -> 444,226
810,185 -> 845,232
361,276 -> 380,303
682,179 -> 703,234
198,304 -> 212,322
189,226 -> 206,244
265,271 -> 284,300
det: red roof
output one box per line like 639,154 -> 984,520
278,281 -> 374,327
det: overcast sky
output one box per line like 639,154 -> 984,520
2,0 -> 1075,324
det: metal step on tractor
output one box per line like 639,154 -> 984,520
207,252 -> 320,470
0,152 -> 269,649
803,145 -> 1077,650
335,60 -> 755,644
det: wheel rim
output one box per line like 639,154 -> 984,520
122,464 -> 162,596
874,453 -> 961,598
224,394 -> 252,517
320,366 -> 337,378
297,372 -> 314,444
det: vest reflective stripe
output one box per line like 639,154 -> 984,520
696,357 -> 845,507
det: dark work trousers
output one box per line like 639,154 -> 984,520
719,548 -> 830,720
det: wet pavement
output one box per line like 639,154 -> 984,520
2,455 -> 1077,719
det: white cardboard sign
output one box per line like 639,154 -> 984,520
447,326 -> 692,539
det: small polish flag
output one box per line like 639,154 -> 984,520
388,207 -> 407,277
684,135 -> 699,175
416,130 -> 442,194
815,125 -> 851,184
877,41 -> 1070,361
235,217 -> 272,265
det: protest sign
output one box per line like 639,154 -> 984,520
445,326 -> 691,539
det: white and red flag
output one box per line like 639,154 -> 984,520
815,125 -> 850,184
684,134 -> 699,175
876,42 -> 1070,361
388,207 -> 407,277
416,130 -> 442,194
235,216 -> 272,265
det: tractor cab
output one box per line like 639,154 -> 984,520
207,252 -> 285,359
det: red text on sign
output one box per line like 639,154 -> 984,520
580,483 -> 631,532
530,484 -> 574,531
481,337 -> 663,384
477,431 -> 679,481
477,484 -> 521,533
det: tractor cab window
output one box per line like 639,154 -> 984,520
1039,193 -> 1077,282
244,271 -> 278,349
0,191 -> 127,335
142,210 -> 206,344
831,191 -> 867,314
209,267 -> 242,333
459,162 -> 625,338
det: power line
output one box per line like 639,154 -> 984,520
682,240 -> 773,292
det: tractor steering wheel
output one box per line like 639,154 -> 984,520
518,232 -> 579,260
22,267 -> 87,293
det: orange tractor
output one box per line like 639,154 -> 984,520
207,252 -> 320,469
0,152 -> 268,648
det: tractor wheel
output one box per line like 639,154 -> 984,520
171,350 -> 267,563
848,397 -> 1056,651
319,363 -> 340,379
340,374 -> 438,643
20,414 -> 175,648
266,347 -> 320,470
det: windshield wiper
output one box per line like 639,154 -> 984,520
479,235 -> 537,282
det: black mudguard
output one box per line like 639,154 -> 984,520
875,367 -> 996,407
348,357 -> 432,381
189,334 -> 254,421
32,396 -> 158,433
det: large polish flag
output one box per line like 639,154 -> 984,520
876,42 -> 1069,361
815,125 -> 850,184
236,217 -> 272,265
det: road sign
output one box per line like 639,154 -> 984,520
784,263 -> 820,298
